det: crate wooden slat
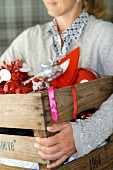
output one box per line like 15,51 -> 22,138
41,76 -> 113,126
0,93 -> 46,130
0,134 -> 48,164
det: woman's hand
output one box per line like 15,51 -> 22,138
34,122 -> 77,169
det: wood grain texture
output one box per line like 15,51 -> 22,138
41,76 -> 113,126
0,134 -> 49,164
0,93 -> 46,130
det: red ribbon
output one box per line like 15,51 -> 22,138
71,85 -> 77,119
48,86 -> 59,122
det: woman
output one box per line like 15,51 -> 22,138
0,0 -> 113,169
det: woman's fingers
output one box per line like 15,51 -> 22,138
35,135 -> 58,147
38,150 -> 66,160
34,142 -> 60,154
47,122 -> 71,132
47,155 -> 68,169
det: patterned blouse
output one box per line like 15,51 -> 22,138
48,11 -> 89,57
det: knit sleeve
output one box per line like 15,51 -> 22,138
70,93 -> 113,158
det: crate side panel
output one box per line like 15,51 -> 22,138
0,134 -> 48,164
41,77 -> 113,126
0,93 -> 46,130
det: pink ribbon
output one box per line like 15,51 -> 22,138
48,86 -> 59,121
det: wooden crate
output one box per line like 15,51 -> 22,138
0,76 -> 113,170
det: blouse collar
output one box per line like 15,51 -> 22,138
47,11 -> 89,57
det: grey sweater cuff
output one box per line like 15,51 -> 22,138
70,94 -> 113,158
